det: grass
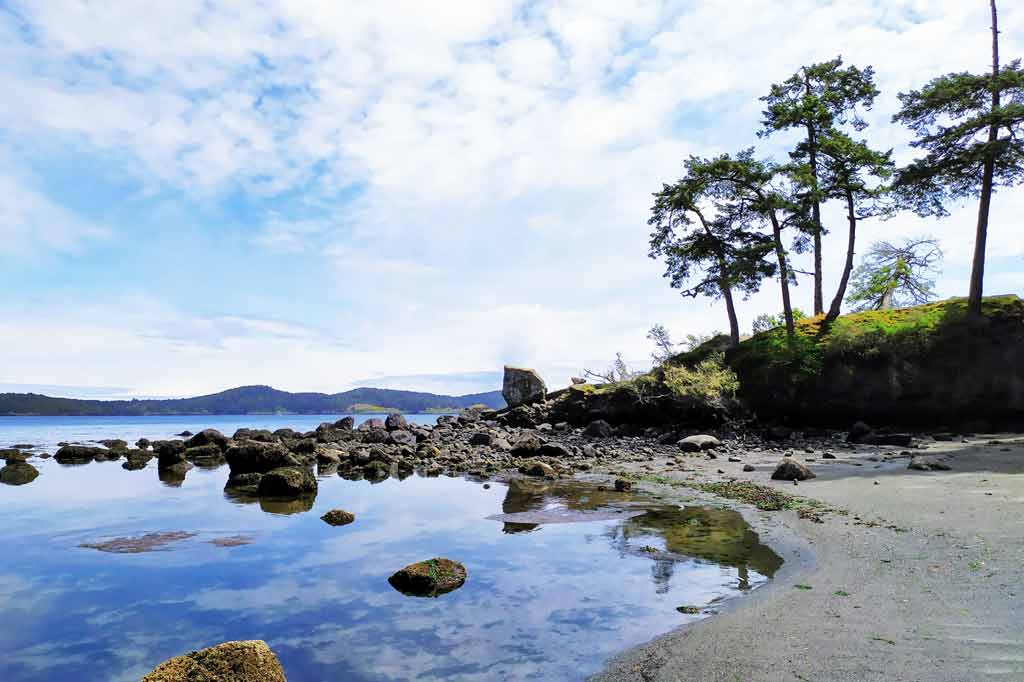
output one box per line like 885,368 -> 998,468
794,584 -> 813,591
730,295 -> 1023,378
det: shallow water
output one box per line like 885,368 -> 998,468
0,414 -> 439,453
0,420 -> 782,682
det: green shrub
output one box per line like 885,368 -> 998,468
662,352 -> 739,404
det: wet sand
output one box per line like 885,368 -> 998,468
594,435 -> 1024,682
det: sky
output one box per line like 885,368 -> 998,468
1,0 -> 1022,399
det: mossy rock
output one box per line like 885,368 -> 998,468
321,509 -> 356,526
388,557 -> 467,597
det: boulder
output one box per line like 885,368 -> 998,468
334,416 -> 355,430
771,458 -> 816,481
257,467 -> 317,497
225,472 -> 263,494
469,432 -> 493,446
0,462 -> 39,485
232,428 -> 277,443
388,430 -> 417,447
388,558 -> 467,597
539,442 -> 572,458
385,413 -> 408,431
614,478 -> 632,492
358,418 -> 385,432
678,434 -> 721,452
185,429 -> 229,451
99,439 -> 128,451
583,420 -> 613,438
54,445 -> 105,464
226,442 -> 302,475
153,440 -> 187,467
510,434 -> 543,456
502,366 -> 547,407
908,456 -> 952,471
141,640 -> 286,682
321,509 -> 356,526
136,438 -> 151,450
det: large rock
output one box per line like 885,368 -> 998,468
388,558 -> 467,597
502,366 -> 547,407
388,430 -> 417,447
226,442 -> 302,475
334,416 -> 355,430
185,429 -> 229,451
321,509 -> 356,526
54,445 -> 105,464
583,419 -> 613,438
0,462 -> 39,485
520,460 -> 556,478
153,441 -> 187,468
257,466 -> 317,497
141,640 -> 287,682
385,413 -> 408,431
358,418 -> 385,432
678,434 -> 722,452
771,458 -> 816,481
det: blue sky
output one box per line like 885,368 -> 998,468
1,0 -> 1021,399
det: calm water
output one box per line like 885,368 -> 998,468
0,414 -> 440,452
0,418 -> 783,682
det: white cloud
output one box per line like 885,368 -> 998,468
0,1 -> 1021,394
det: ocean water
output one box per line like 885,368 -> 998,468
0,414 -> 440,452
0,417 -> 782,681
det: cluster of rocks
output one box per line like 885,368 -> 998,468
21,410 -> 948,496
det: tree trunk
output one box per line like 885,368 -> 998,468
721,280 -> 740,346
825,189 -> 858,323
804,72 -> 825,316
969,0 -> 1001,317
770,212 -> 795,337
880,286 -> 894,310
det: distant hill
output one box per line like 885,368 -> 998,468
0,384 -> 505,416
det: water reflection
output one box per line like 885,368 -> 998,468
497,479 -> 783,592
0,459 -> 782,682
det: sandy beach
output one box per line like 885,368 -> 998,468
594,435 -> 1024,682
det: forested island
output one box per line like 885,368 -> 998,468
0,384 -> 504,416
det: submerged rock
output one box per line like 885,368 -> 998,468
502,366 -> 547,407
388,557 -> 467,597
141,640 -> 287,682
321,509 -> 356,526
771,458 -> 816,481
0,461 -> 39,485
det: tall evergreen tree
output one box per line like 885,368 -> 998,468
649,155 -> 776,346
760,57 -> 880,316
893,1 -> 1024,317
801,130 -> 895,322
